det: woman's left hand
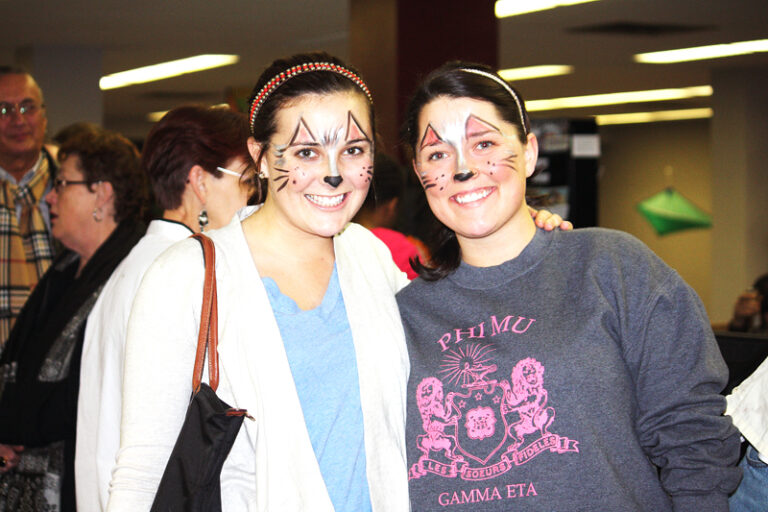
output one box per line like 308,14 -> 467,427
529,207 -> 573,231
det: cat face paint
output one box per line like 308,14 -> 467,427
413,96 -> 537,242
261,91 -> 373,238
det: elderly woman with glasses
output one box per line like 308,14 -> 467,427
0,126 -> 147,512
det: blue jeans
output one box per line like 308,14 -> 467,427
730,445 -> 768,512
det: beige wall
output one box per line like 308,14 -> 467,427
597,119 -> 714,314
710,68 -> 768,325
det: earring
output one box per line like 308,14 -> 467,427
198,208 -> 209,232
92,207 -> 103,222
257,167 -> 268,179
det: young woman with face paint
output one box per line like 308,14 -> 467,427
108,53 -> 409,512
397,62 -> 742,512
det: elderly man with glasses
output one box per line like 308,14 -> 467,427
0,66 -> 57,345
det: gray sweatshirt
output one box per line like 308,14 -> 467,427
397,228 -> 741,512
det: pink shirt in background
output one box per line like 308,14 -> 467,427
370,227 -> 425,280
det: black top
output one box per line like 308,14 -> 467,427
0,219 -> 145,511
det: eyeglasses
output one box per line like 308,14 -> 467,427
216,166 -> 248,178
217,166 -> 258,185
0,100 -> 44,119
53,178 -> 99,193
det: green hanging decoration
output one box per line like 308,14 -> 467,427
636,187 -> 712,235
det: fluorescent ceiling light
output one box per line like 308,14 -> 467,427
595,108 -> 713,126
147,110 -> 169,123
635,39 -> 768,64
100,54 -> 239,90
498,65 -> 574,81
495,0 -> 600,18
526,85 -> 712,112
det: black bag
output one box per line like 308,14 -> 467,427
150,233 -> 250,512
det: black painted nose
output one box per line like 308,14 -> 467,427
454,170 -> 476,182
324,176 -> 343,188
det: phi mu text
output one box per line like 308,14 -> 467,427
435,314 -> 536,351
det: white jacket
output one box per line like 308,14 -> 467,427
76,220 -> 192,511
108,208 -> 411,511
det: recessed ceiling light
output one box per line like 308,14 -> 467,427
595,108 -> 713,125
634,39 -> 768,64
526,85 -> 712,111
498,65 -> 574,81
100,54 -> 240,90
495,0 -> 600,18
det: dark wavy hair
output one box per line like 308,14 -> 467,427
142,105 -> 257,209
400,61 -> 531,281
58,127 -> 147,223
248,51 -> 375,175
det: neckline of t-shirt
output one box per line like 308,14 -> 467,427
448,228 -> 554,290
262,264 -> 341,317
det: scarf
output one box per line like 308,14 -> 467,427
0,219 -> 145,512
0,150 -> 56,345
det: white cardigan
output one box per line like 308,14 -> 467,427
108,208 -> 411,511
727,355 -> 768,461
76,220 -> 193,512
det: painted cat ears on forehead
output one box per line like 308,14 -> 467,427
419,115 -> 502,149
345,112 -> 371,142
420,125 -> 441,149
288,111 -> 372,146
289,119 -> 316,146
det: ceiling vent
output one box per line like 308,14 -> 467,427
568,22 -> 714,37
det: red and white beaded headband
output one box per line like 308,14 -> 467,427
249,62 -> 373,132
459,68 -> 528,137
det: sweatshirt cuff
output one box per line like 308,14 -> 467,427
672,492 -> 729,512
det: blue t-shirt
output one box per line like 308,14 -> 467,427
263,266 -> 372,512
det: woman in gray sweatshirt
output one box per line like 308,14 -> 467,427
396,61 -> 741,512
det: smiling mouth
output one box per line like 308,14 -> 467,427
305,193 -> 347,208
453,187 -> 493,205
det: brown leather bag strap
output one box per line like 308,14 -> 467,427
191,233 -> 220,392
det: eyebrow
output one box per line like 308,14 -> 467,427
346,138 -> 371,145
466,128 -> 497,138
0,98 -> 36,105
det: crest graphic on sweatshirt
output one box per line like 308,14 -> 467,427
410,344 -> 579,481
